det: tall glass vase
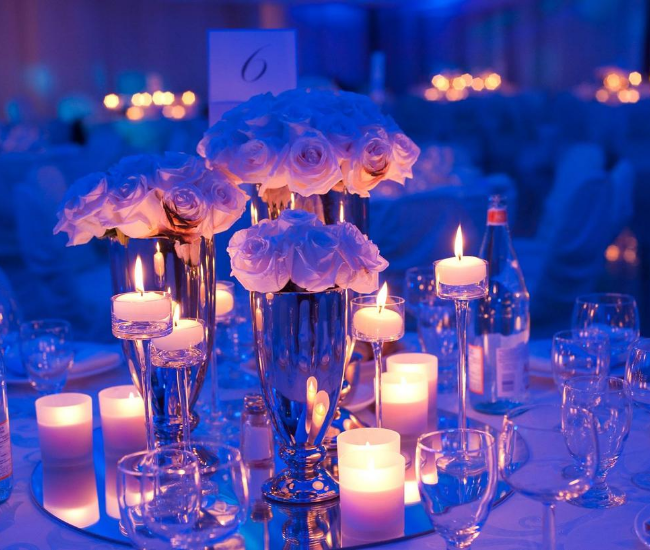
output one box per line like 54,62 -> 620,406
109,236 -> 215,445
251,288 -> 348,503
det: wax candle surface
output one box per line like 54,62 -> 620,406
112,291 -> 172,322
99,385 -> 146,455
152,319 -> 205,351
36,393 -> 93,464
435,256 -> 486,286
337,428 -> 400,462
339,451 -> 405,543
381,372 -> 428,437
216,286 -> 235,317
353,307 -> 404,341
387,353 -> 438,419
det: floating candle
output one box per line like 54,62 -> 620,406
352,283 -> 404,341
435,226 -> 486,286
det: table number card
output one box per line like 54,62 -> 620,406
208,29 -> 297,126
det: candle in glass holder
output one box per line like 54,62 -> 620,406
352,283 -> 404,341
387,353 -> 438,421
153,242 -> 165,279
36,393 -> 93,464
339,450 -> 405,543
216,282 -> 235,318
435,226 -> 487,286
381,372 -> 428,438
99,385 -> 146,456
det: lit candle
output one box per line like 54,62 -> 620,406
36,393 -> 93,464
112,256 -> 172,323
381,372 -> 428,438
309,390 -> 330,442
306,376 -> 317,432
352,283 -> 404,341
337,427 -> 400,462
153,242 -> 165,279
216,283 -> 235,318
152,303 -> 205,351
435,226 -> 486,286
43,462 -> 99,528
386,353 -> 438,422
98,385 -> 146,456
339,450 -> 405,543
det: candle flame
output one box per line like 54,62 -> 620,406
377,282 -> 388,314
134,256 -> 144,295
167,286 -> 171,296
315,403 -> 326,416
455,225 -> 463,261
307,377 -> 317,394
128,392 -> 135,400
172,301 -> 180,326
156,242 -> 160,254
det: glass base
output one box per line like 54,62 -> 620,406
568,484 -> 626,509
633,471 -> 650,491
262,466 -> 339,504
470,398 -> 525,415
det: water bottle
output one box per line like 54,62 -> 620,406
0,353 -> 13,503
469,195 -> 529,414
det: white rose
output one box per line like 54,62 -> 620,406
161,184 -> 207,241
105,173 -> 162,239
156,152 -> 205,190
289,225 -> 343,292
226,138 -> 280,184
344,129 -> 393,197
385,132 -> 420,184
198,172 -> 248,237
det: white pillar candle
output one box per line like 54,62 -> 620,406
216,284 -> 235,318
337,427 -> 400,462
153,242 -> 165,279
387,353 -> 438,420
381,372 -> 428,438
353,307 -> 403,341
435,226 -> 487,286
98,385 -> 146,456
152,318 -> 205,351
43,462 -> 99,528
339,451 -> 405,543
36,393 -> 93,464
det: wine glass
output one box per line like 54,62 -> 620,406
551,329 -> 610,393
625,337 -> 650,489
404,266 -> 436,320
562,375 -> 631,508
572,293 -> 639,369
19,319 -> 74,395
499,403 -> 598,550
416,429 -> 497,549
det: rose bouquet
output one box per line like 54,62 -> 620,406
54,152 -> 248,263
228,209 -> 388,293
197,88 -> 420,199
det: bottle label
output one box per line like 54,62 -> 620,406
0,420 -> 11,481
496,342 -> 529,398
487,208 -> 507,226
468,344 -> 484,394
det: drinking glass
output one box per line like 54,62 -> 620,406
416,429 -> 497,549
572,293 -> 639,369
19,319 -> 74,394
551,329 -> 610,393
417,299 -> 457,393
562,375 -> 632,508
499,403 -> 598,550
404,266 -> 436,320
625,338 -> 650,489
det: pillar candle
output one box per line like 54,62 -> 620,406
153,242 -> 165,279
381,372 -> 428,438
216,284 -> 235,318
337,427 -> 400,462
98,385 -> 146,456
36,393 -> 93,464
387,353 -> 438,421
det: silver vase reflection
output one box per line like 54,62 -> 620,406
109,237 -> 215,444
251,289 -> 348,503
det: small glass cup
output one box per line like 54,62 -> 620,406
551,329 -> 610,393
562,376 -> 632,508
417,298 -> 457,393
19,319 -> 74,395
404,266 -> 436,320
416,428 -> 497,549
572,293 -> 639,370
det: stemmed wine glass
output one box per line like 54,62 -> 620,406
572,293 -> 639,369
551,329 -> 610,393
499,403 -> 599,550
625,337 -> 650,490
561,375 -> 632,508
416,428 -> 497,549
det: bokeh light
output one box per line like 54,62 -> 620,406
181,91 -> 196,106
103,93 -> 120,109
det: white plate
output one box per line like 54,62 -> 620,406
6,342 -> 123,386
635,504 -> 650,548
343,379 -> 375,413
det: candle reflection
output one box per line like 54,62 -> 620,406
43,462 -> 99,528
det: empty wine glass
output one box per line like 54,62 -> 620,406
551,329 -> 610,393
499,403 -> 598,550
625,338 -> 650,489
562,375 -> 632,507
416,429 -> 497,549
19,319 -> 74,394
572,293 -> 639,370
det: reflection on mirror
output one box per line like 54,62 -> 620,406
43,460 -> 99,528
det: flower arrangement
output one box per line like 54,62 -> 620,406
54,152 -> 248,263
228,209 -> 388,293
197,88 -> 420,199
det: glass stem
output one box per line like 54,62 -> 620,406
210,338 -> 221,420
135,338 -> 156,451
177,366 -> 192,450
542,502 -> 556,550
454,299 -> 469,430
372,341 -> 383,428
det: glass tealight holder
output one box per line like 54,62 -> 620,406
111,292 -> 173,341
351,295 -> 405,429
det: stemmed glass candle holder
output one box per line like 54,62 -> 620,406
151,304 -> 207,449
435,226 -> 488,429
111,256 -> 172,450
351,284 -> 405,428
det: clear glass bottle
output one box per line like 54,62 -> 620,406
240,394 -> 273,466
0,353 -> 13,503
469,195 -> 530,414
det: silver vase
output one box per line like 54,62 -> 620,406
251,288 -> 348,503
109,236 -> 215,444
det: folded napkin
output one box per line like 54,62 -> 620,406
70,342 -> 123,377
